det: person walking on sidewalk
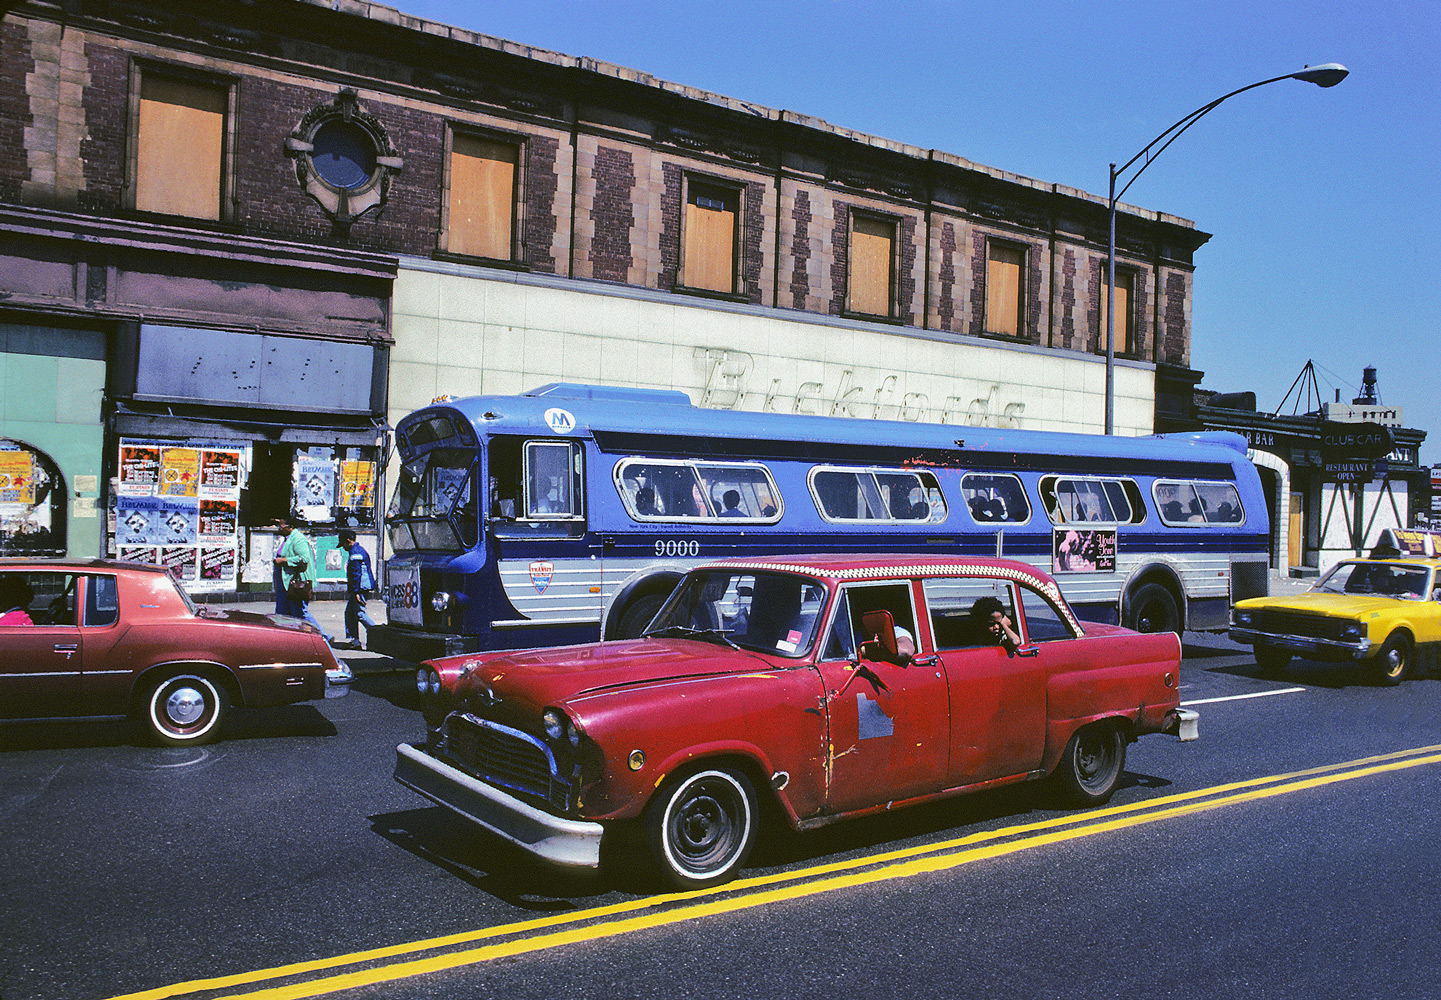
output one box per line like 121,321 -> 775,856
337,529 -> 375,650
274,516 -> 333,643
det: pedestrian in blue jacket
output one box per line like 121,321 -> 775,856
337,529 -> 375,650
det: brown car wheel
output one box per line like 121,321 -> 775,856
142,673 -> 228,746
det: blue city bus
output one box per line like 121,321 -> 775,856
369,383 -> 1269,661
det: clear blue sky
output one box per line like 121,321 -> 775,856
395,0 -> 1440,465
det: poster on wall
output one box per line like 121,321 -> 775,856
116,439 -> 248,593
340,460 -> 376,508
0,448 -> 35,503
297,453 -> 335,518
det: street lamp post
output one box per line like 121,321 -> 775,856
1104,63 -> 1348,435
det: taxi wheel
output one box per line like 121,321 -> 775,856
142,673 -> 228,746
1371,633 -> 1413,687
1255,645 -> 1291,677
646,766 -> 757,890
1055,724 -> 1126,807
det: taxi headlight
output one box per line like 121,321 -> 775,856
1340,623 -> 1365,642
1233,610 -> 1254,626
542,708 -> 565,742
415,667 -> 441,697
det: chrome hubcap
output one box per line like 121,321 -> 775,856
166,687 -> 206,725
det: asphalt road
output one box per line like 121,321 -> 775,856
5,608 -> 1441,1000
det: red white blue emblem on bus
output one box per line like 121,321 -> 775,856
529,560 -> 555,594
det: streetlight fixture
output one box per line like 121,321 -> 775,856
1104,63 -> 1348,435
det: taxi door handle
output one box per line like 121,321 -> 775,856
53,643 -> 78,660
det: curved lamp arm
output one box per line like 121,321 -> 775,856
1102,63 -> 1347,435
1111,64 -> 1349,204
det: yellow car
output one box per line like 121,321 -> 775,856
1230,555 -> 1441,685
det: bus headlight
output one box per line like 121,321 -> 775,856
431,591 -> 453,612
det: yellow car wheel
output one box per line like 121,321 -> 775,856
1371,633 -> 1413,687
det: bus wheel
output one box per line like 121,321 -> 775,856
615,592 -> 667,639
1126,583 -> 1179,636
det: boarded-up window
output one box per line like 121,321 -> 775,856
448,135 -> 518,260
136,74 -> 226,219
1100,268 -> 1135,354
850,215 -> 894,317
986,243 -> 1024,337
684,183 -> 737,293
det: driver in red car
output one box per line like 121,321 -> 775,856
0,576 -> 34,626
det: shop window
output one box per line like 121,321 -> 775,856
848,213 -> 895,318
135,70 -> 228,220
446,132 -> 520,260
1101,266 -> 1136,355
985,241 -> 1025,337
0,440 -> 65,556
682,180 -> 739,294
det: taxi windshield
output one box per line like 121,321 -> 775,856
1313,561 -> 1432,601
649,569 -> 827,657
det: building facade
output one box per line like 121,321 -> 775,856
0,0 -> 1208,592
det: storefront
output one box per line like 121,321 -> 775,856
106,324 -> 390,597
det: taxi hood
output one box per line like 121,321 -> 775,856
1238,592 -> 1417,618
450,636 -> 785,707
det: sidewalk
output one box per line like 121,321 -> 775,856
204,594 -> 412,674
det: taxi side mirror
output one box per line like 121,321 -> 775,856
860,609 -> 897,661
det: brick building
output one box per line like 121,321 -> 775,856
0,0 -> 1208,591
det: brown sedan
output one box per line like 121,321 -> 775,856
0,558 -> 351,745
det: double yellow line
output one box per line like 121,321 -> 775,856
107,744 -> 1441,1000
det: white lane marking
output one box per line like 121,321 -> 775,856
1182,687 -> 1306,706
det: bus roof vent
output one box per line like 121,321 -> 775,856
524,383 -> 694,406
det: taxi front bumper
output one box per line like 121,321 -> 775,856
1228,626 -> 1371,661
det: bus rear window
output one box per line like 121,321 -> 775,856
1155,480 -> 1244,525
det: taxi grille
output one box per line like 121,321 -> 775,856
1246,610 -> 1350,641
440,714 -> 575,811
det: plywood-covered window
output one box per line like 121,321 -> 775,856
1100,267 -> 1135,355
136,73 -> 226,219
448,134 -> 519,260
849,214 -> 895,317
985,242 -> 1024,337
683,181 -> 738,293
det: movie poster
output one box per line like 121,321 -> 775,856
1053,528 -> 1117,574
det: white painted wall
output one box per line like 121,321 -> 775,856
389,258 -> 1158,443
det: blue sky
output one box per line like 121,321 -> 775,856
395,0 -> 1440,465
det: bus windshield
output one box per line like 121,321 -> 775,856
389,448 -> 477,552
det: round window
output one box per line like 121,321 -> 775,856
310,120 -> 376,190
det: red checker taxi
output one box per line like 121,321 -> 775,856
0,558 -> 352,745
395,554 -> 1198,888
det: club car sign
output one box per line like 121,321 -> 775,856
1321,420 -> 1394,483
